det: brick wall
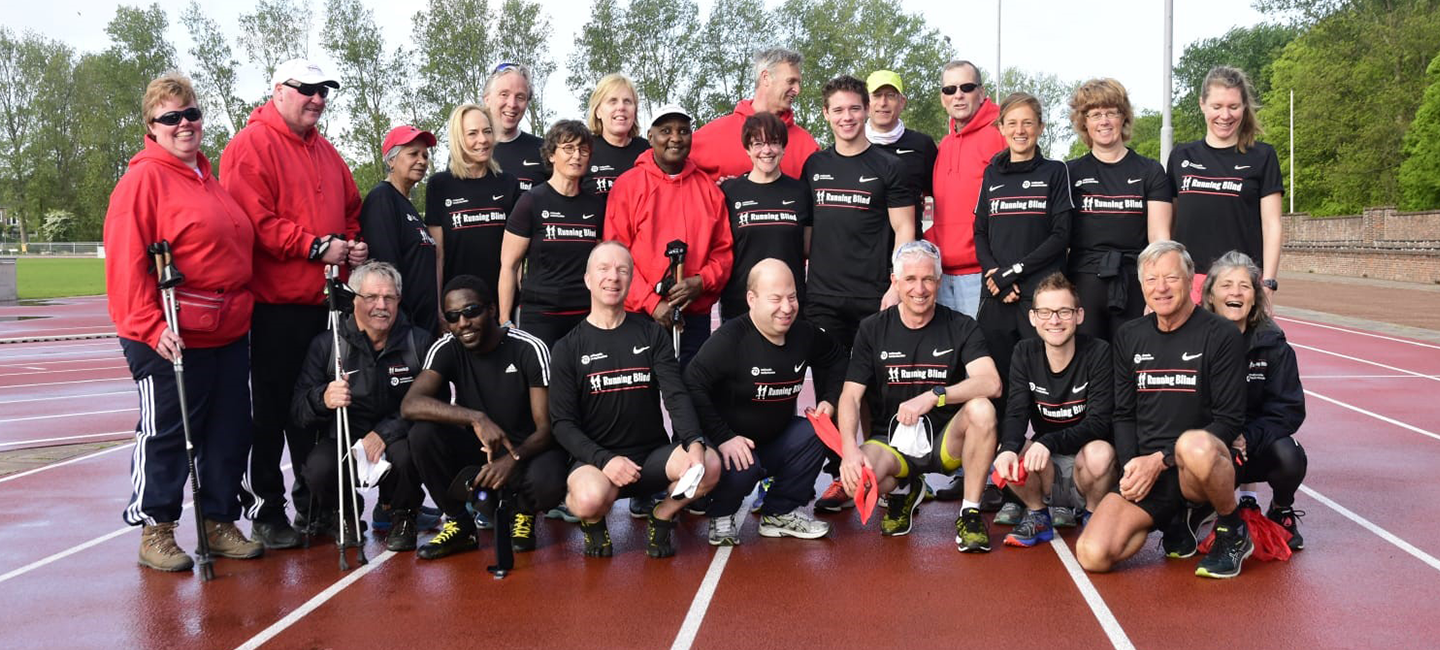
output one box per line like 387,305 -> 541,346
1282,207 -> 1440,284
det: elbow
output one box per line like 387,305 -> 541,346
400,394 -> 418,420
985,376 -> 1004,399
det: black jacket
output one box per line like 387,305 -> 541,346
291,314 -> 435,444
1242,322 -> 1305,454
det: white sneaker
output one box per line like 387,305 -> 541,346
759,509 -> 831,539
708,513 -> 741,546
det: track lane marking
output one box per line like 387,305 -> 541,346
1304,389 -> 1439,442
1277,316 -> 1440,351
0,408 -> 137,424
669,546 -> 733,650
1291,343 -> 1440,384
0,377 -> 132,390
0,442 -> 134,484
0,390 -> 131,405
1302,486 -> 1440,573
1050,538 -> 1136,650
233,550 -> 398,650
0,431 -> 133,448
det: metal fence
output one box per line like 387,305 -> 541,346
0,242 -> 103,257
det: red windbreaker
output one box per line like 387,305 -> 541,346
105,137 -> 255,349
604,153 -> 733,317
690,99 -> 820,181
927,99 -> 1005,274
220,102 -> 361,305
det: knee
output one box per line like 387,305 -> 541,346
962,398 -> 997,433
1174,430 -> 1222,470
1075,532 -> 1112,573
1078,441 -> 1115,478
407,422 -> 442,455
566,477 -> 611,519
698,451 -> 722,493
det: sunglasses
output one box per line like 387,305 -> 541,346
283,80 -> 331,98
442,303 -> 487,324
942,83 -> 981,96
493,62 -> 520,73
150,107 -> 203,126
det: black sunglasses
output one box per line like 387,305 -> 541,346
150,107 -> 203,126
942,83 -> 981,96
283,80 -> 331,98
443,303 -> 487,324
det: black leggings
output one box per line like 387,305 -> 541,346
1236,436 -> 1308,508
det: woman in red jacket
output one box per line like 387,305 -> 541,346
104,74 -> 262,573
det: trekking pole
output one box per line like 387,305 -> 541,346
485,487 -> 515,579
325,262 -> 368,570
662,240 -> 688,359
148,241 -> 214,581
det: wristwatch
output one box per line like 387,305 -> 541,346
931,385 -> 947,408
1262,278 -> 1278,292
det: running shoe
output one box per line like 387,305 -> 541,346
629,495 -> 656,519
881,481 -> 925,537
545,503 -> 581,524
579,519 -> 612,558
1003,509 -> 1055,548
955,507 -> 992,553
416,519 -> 479,560
750,477 -> 774,514
511,513 -> 538,552
708,513 -> 741,546
934,473 -> 965,501
386,509 -> 418,552
994,501 -> 1025,526
1051,506 -> 1078,528
759,509 -> 831,539
646,513 -> 677,558
372,504 -> 442,532
1267,505 -> 1306,551
1162,504 -> 1216,559
815,480 -> 852,512
1196,518 -> 1254,579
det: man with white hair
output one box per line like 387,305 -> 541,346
484,62 -> 549,192
690,47 -> 821,181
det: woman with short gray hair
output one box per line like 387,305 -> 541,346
359,125 -> 440,334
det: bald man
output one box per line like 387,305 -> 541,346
684,259 -> 847,546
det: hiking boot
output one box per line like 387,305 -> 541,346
646,513 -> 677,558
1267,505 -> 1306,551
815,480 -> 852,512
994,501 -> 1025,526
205,520 -> 263,559
1196,518 -> 1254,579
934,473 -> 965,501
1162,504 -> 1216,559
251,518 -> 301,550
708,513 -> 741,546
138,522 -> 194,572
416,519 -> 478,560
1051,506 -> 1079,528
1003,509 -> 1055,548
955,507 -> 992,553
512,513 -> 538,552
759,509 -> 831,540
881,480 -> 924,537
749,476 -> 773,514
545,503 -> 581,524
579,519 -> 613,557
385,509 -> 418,552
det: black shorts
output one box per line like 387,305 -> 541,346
863,416 -> 965,478
1124,466 -> 1187,529
805,293 -> 878,353
570,442 -> 681,501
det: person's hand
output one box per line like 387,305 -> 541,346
686,441 -> 706,470
154,326 -> 184,362
880,285 -> 900,310
839,450 -> 870,496
813,401 -> 835,418
1231,435 -> 1248,466
1022,441 -> 1052,474
718,436 -> 755,471
1001,284 -> 1021,303
651,300 -> 676,328
895,391 -> 937,426
361,431 -> 386,464
602,455 -> 642,487
1118,452 -> 1165,502
347,240 -> 369,266
994,450 -> 1022,483
666,276 -> 703,309
476,455 -> 518,489
984,268 -> 1000,296
319,235 -> 349,265
470,416 -> 511,458
323,377 -> 351,409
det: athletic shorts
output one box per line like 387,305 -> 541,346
1047,454 -> 1086,510
570,442 -> 682,501
864,416 -> 964,478
805,293 -> 878,353
1119,466 -> 1187,529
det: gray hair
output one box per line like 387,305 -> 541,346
349,260 -> 403,296
1201,250 -> 1273,331
382,145 -> 402,174
753,48 -> 802,85
943,59 -> 982,85
1137,240 -> 1195,280
892,239 -> 943,277
483,62 -> 533,99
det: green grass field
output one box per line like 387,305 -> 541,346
15,257 -> 106,299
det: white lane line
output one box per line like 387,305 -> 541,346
1277,316 -> 1440,351
1291,342 -> 1440,384
0,408 -> 137,424
1302,374 -> 1438,379
1049,538 -> 1136,650
1301,485 -> 1440,573
1,365 -> 128,377
0,357 -> 126,367
1305,389 -> 1440,442
0,526 -> 136,585
0,442 -> 134,484
0,390 -> 131,405
0,377 -> 131,390
0,431 -> 133,448
234,550 -> 397,650
669,545 -> 734,650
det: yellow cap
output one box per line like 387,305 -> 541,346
866,70 -> 904,95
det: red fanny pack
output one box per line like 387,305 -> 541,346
174,288 -> 233,333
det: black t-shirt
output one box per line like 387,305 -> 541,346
1111,307 -> 1247,464
583,137 -> 650,196
973,151 -> 1074,298
422,327 -> 550,444
549,314 -> 705,468
847,305 -> 990,437
804,145 -> 915,300
359,182 -> 439,334
424,170 -> 522,294
1166,140 -> 1283,274
718,175 -> 812,319
1001,335 -> 1113,456
873,129 -> 938,234
504,183 -> 606,314
1066,150 -> 1169,255
684,315 -> 847,446
493,132 -> 550,192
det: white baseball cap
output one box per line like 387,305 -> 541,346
271,58 -> 340,89
649,104 -> 692,129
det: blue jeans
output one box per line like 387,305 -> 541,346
939,272 -> 981,318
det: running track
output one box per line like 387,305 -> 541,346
1,299 -> 1438,649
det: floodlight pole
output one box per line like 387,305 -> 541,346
1161,0 -> 1174,167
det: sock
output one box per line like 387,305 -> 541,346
1217,508 -> 1243,529
961,499 -> 980,512
1237,489 -> 1259,503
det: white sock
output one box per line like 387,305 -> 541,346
1238,490 -> 1259,502
961,499 -> 980,511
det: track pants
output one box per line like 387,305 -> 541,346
705,417 -> 827,518
241,302 -> 327,523
409,421 -> 568,518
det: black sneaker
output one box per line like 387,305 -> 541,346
385,509 -> 418,552
955,507 -> 992,553
252,518 -> 302,550
629,495 -> 656,519
512,512 -> 538,552
934,474 -> 965,501
1267,505 -> 1306,551
685,495 -> 712,517
1196,518 -> 1254,579
579,519 -> 613,557
1161,504 -> 1216,559
979,484 -> 1005,512
646,513 -> 677,559
880,479 -> 924,537
416,519 -> 479,560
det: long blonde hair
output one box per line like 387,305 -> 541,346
446,103 -> 501,178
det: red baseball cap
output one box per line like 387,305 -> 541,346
381,125 -> 437,156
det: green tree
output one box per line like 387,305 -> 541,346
320,0 -> 406,189
0,29 -> 63,246
566,0 -> 628,114
687,0 -> 776,121
494,0 -> 557,133
238,0 -> 312,83
998,68 -> 1079,159
623,0 -> 701,117
1399,52 -> 1440,209
1171,23 -> 1299,148
180,1 -> 247,161
412,0 -> 492,137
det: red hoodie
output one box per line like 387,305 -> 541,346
105,137 -> 255,349
220,102 -> 361,305
927,98 -> 1005,274
604,153 -> 733,316
690,99 -> 821,181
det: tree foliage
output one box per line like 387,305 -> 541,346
320,0 -> 406,189
1399,52 -> 1440,210
237,0 -> 312,83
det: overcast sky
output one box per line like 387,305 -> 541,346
8,0 -> 1271,124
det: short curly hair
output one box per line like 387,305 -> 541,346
1068,78 -> 1134,148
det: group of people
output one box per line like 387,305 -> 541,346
105,47 -> 1306,581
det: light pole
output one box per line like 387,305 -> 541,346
1161,0 -> 1174,167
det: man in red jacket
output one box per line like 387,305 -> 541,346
927,60 -> 1005,320
605,104 -> 733,370
220,58 -> 368,549
689,48 -> 820,182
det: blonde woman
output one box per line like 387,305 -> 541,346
582,73 -> 650,196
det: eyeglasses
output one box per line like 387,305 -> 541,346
558,143 -> 591,156
942,83 -> 980,96
1031,307 -> 1078,321
356,292 -> 399,305
283,80 -> 331,98
1086,110 -> 1122,121
442,303 -> 487,323
747,140 -> 783,150
150,107 -> 203,126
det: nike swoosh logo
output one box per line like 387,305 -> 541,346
794,361 -> 805,373
582,213 -> 595,220
858,176 -> 878,183
1182,352 -> 1203,361
1234,165 -> 1251,170
1072,382 -> 1088,393
932,348 -> 953,357
896,149 -> 914,154
522,160 -> 540,166
782,200 -> 796,205
1127,178 -> 1142,184
492,194 -> 504,200
633,345 -> 650,355
989,184 -> 1004,192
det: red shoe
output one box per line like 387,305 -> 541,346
815,480 -> 853,512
